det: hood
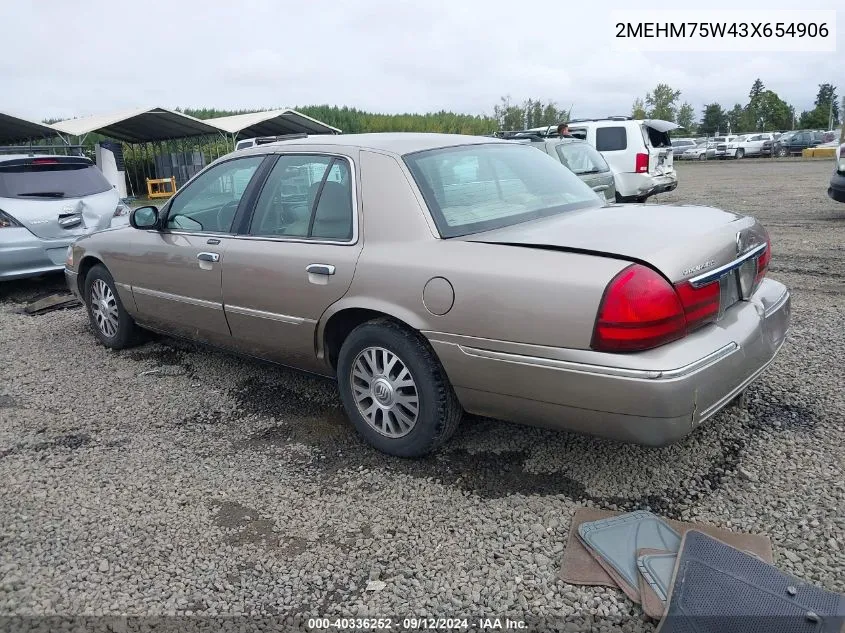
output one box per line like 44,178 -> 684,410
463,204 -> 764,283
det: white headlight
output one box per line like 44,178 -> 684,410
113,203 -> 130,218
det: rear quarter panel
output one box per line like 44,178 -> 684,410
324,149 -> 629,350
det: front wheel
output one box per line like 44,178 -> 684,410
735,149 -> 744,159
84,264 -> 143,349
776,147 -> 787,158
336,319 -> 462,457
698,153 -> 707,161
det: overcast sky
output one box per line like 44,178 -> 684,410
2,0 -> 841,123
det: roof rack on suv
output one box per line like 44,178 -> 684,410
254,133 -> 308,145
493,130 -> 552,141
568,116 -> 633,123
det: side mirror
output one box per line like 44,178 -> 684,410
130,205 -> 159,230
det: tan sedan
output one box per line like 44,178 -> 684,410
66,134 -> 791,456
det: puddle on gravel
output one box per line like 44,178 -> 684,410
211,501 -> 309,553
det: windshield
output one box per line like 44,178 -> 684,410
555,142 -> 609,175
404,143 -> 601,238
0,161 -> 112,199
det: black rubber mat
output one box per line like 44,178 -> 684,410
658,530 -> 845,633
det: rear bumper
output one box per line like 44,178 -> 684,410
829,171 -> 845,203
426,278 -> 790,446
614,172 -> 678,200
0,228 -> 72,281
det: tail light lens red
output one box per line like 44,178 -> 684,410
674,279 -> 720,331
635,153 -> 649,173
755,233 -> 771,286
592,265 -> 686,352
592,264 -> 721,353
31,158 -> 59,165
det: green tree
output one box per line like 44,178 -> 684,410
756,91 -> 793,131
645,84 -> 681,121
726,104 -> 744,133
799,84 -> 840,129
676,103 -> 696,132
631,98 -> 647,119
699,103 -> 727,135
748,78 -> 765,103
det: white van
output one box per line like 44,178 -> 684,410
566,118 -> 678,202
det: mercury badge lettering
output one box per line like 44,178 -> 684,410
682,260 -> 716,276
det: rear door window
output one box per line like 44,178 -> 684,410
0,160 -> 112,199
595,127 -> 627,151
556,143 -> 610,174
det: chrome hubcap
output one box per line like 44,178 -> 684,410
351,346 -> 419,438
90,279 -> 119,338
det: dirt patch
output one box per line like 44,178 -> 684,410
211,501 -> 309,554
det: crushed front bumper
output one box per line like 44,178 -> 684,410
427,278 -> 791,446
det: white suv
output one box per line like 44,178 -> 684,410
725,133 -> 775,159
531,118 -> 679,202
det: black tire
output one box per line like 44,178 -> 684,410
336,319 -> 462,457
735,149 -> 744,159
698,153 -> 707,161
776,147 -> 787,158
84,264 -> 143,349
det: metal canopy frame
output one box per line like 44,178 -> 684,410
0,112 -> 62,145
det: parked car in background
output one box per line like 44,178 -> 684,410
529,118 -> 678,202
829,143 -> 845,203
0,155 -> 128,281
671,138 -> 697,152
712,136 -> 739,159
680,142 -> 716,161
773,131 -> 825,157
65,133 -> 789,457
725,133 -> 775,159
502,134 -> 616,203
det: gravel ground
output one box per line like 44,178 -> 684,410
1,159 -> 843,631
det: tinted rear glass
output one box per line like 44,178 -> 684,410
0,161 -> 112,199
555,142 -> 609,174
404,143 -> 600,238
595,127 -> 627,151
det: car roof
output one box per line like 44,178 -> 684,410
241,133 -> 509,157
0,154 -> 89,163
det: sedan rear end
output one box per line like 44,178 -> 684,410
0,156 -> 126,281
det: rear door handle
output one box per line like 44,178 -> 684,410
197,252 -> 220,263
306,264 -> 335,276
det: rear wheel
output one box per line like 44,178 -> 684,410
84,264 -> 143,349
336,319 -> 462,457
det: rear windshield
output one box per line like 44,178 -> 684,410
404,143 -> 601,238
0,161 -> 112,199
555,142 -> 609,175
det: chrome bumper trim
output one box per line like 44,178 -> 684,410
456,342 -> 739,381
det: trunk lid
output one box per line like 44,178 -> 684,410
464,203 -> 767,284
0,157 -> 118,239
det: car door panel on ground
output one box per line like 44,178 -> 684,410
221,152 -> 363,372
129,155 -> 265,345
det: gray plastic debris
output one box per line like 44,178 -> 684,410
638,552 -> 677,602
578,510 -> 681,593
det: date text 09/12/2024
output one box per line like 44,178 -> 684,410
307,617 -> 527,630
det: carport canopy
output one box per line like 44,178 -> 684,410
51,107 -> 225,143
0,112 -> 60,144
206,108 -> 341,139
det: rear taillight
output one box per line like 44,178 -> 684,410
755,233 -> 771,286
635,153 -> 649,173
31,158 -> 59,165
592,264 -> 722,353
674,279 -> 720,331
592,265 -> 686,352
0,209 -> 22,229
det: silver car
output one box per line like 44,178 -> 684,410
0,154 -> 128,281
65,134 -> 790,457
527,138 -> 616,203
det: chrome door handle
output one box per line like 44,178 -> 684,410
197,252 -> 220,263
306,264 -> 335,276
